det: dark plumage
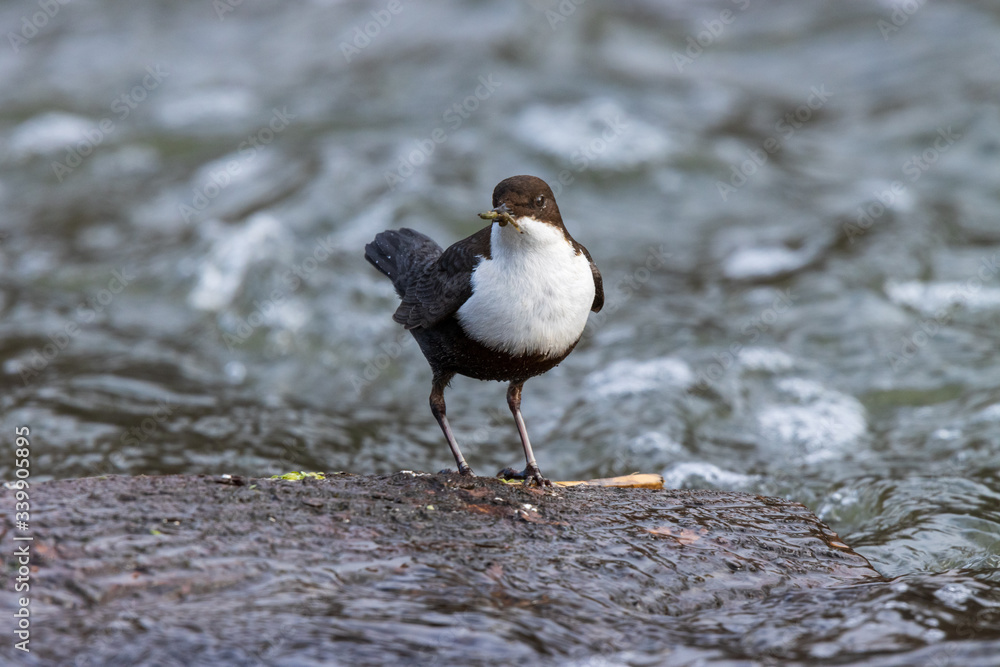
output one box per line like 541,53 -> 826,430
365,175 -> 603,485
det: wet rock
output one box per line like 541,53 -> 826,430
4,473 -> 879,665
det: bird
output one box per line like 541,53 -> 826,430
364,175 -> 603,486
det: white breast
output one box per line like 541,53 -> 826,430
456,217 -> 595,357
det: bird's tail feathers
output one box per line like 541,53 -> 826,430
364,228 -> 442,297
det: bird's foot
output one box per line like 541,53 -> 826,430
439,464 -> 476,477
496,465 -> 552,487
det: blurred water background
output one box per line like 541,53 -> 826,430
2,0 -> 1000,663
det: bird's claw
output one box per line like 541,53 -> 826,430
439,465 -> 476,477
497,466 -> 552,487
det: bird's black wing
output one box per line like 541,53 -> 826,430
393,225 -> 493,330
578,244 -> 604,313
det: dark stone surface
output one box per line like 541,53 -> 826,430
2,473 -> 884,665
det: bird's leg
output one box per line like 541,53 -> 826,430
429,375 -> 474,476
497,382 -> 552,487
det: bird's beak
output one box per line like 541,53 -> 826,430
491,203 -> 523,233
477,203 -> 524,233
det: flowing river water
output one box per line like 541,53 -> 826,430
2,0 -> 1000,663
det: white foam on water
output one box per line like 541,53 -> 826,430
9,112 -> 98,157
931,427 -> 961,441
885,280 -> 1000,315
738,347 -> 796,373
513,99 -> 671,170
628,431 -> 684,456
662,461 -> 758,490
189,213 -> 291,312
974,403 -> 1000,422
584,356 -> 693,399
757,378 -> 867,463
722,245 -> 810,281
155,88 -> 258,130
619,431 -> 685,469
933,583 -> 973,608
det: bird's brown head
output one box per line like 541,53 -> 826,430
490,175 -> 564,230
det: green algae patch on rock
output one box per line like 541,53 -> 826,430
270,471 -> 329,481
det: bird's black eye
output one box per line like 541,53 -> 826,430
534,195 -> 546,208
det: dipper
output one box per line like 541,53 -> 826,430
364,175 -> 603,485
